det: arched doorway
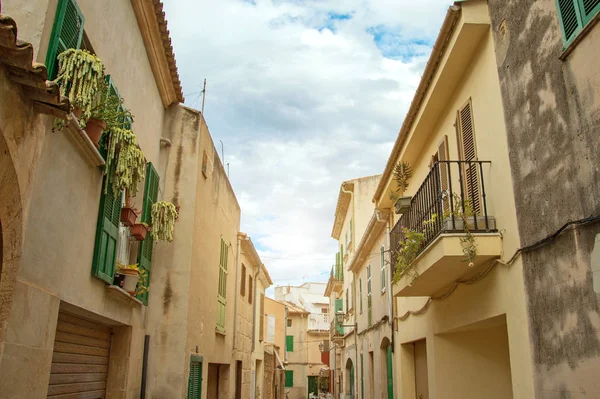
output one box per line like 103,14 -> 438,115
381,337 -> 394,399
345,357 -> 354,399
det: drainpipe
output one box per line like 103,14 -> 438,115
251,266 -> 259,353
234,234 -> 243,351
284,306 -> 288,362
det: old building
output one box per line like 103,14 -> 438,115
264,297 -> 287,399
487,0 -> 600,396
326,175 -> 381,399
373,1 -> 534,397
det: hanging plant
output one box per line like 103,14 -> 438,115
54,49 -> 104,128
104,128 -> 146,196
90,77 -> 135,132
151,201 -> 179,242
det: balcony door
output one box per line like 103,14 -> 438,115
456,100 -> 482,215
431,135 -> 450,214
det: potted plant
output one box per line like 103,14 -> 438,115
104,128 -> 146,197
135,268 -> 150,297
130,222 -> 150,241
116,263 -> 140,295
389,160 -> 413,214
120,195 -> 139,227
53,49 -> 104,131
151,201 -> 179,242
86,78 -> 134,147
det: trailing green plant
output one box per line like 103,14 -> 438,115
389,160 -> 413,203
393,227 -> 425,283
444,193 -> 478,266
135,268 -> 150,296
151,201 -> 179,242
105,128 -> 146,196
53,49 -> 104,128
90,78 -> 134,131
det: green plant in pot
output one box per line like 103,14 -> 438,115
86,78 -> 134,147
151,201 -> 179,242
130,222 -> 150,241
53,49 -> 104,131
389,160 -> 413,214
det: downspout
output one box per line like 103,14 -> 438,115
234,234 -> 243,351
341,183 -> 355,248
284,306 -> 288,362
251,266 -> 259,353
386,212 -> 394,354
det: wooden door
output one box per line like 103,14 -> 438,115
47,310 -> 112,398
414,340 -> 429,399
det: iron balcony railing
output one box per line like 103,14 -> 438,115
330,320 -> 344,339
390,160 -> 495,276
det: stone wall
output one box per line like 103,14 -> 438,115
264,351 -> 274,399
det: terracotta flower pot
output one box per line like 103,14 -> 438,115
120,207 -> 138,227
130,223 -> 149,241
84,118 -> 107,148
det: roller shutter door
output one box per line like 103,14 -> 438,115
47,310 -> 113,398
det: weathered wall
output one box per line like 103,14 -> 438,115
235,251 -> 257,399
264,350 -> 274,399
488,1 -> 600,396
264,297 -> 286,359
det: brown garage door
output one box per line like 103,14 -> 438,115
47,310 -> 113,399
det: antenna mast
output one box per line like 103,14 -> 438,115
201,79 -> 207,115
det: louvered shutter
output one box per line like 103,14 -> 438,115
285,370 -> 294,387
556,0 -> 583,45
92,184 -> 121,284
187,358 -> 203,399
216,239 -> 228,332
137,163 -> 158,305
45,0 -> 85,79
286,335 -> 294,352
579,0 -> 600,23
457,102 -> 481,216
437,135 -> 451,213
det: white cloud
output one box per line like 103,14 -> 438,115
162,0 -> 451,292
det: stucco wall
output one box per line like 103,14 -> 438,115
264,297 -> 286,360
488,1 -> 600,396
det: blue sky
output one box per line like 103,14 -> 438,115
161,0 -> 451,295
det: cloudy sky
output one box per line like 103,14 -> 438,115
162,0 -> 451,295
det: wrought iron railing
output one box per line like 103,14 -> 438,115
390,160 -> 495,276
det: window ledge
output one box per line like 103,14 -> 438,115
381,288 -> 386,295
215,328 -> 226,336
64,114 -> 105,167
560,13 -> 600,60
106,285 -> 143,306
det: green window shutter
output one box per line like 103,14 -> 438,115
216,238 -> 228,331
137,162 -> 158,305
45,0 -> 85,79
92,184 -> 121,284
556,0 -> 583,45
286,335 -> 294,352
579,0 -> 600,24
187,358 -> 203,399
335,298 -> 344,335
285,370 -> 294,387
381,245 -> 386,292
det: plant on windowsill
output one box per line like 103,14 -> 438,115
389,160 -> 413,214
116,262 -> 140,295
135,268 -> 150,297
151,201 -> 179,242
130,222 -> 150,241
52,49 -> 104,131
86,78 -> 134,147
103,128 -> 146,197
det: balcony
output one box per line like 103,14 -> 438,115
391,160 -> 502,297
308,313 -> 330,332
330,320 -> 344,342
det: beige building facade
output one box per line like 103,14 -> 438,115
372,1 -> 534,398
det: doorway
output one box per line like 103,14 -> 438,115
308,375 -> 318,397
413,339 -> 429,399
235,360 -> 242,399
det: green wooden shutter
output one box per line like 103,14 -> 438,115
92,184 -> 121,284
137,163 -> 158,305
216,238 -> 228,332
45,0 -> 85,79
286,335 -> 294,352
335,298 -> 344,335
187,358 -> 203,399
285,370 -> 294,387
556,0 -> 583,45
386,346 -> 394,399
579,0 -> 600,24
381,245 -> 386,292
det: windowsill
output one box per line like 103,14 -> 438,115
560,13 -> 600,60
381,288 -> 386,295
106,285 -> 142,306
64,114 -> 105,167
215,328 -> 226,336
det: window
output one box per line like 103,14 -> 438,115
367,265 -> 372,327
136,163 -> 159,305
380,246 -> 386,293
45,0 -> 85,79
322,308 -> 328,314
285,370 -> 294,387
287,319 -> 292,327
360,279 -> 363,314
240,264 -> 246,297
187,356 -> 203,399
456,100 -> 481,215
248,276 -> 253,304
556,0 -> 600,46
286,335 -> 294,352
216,238 -> 228,332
